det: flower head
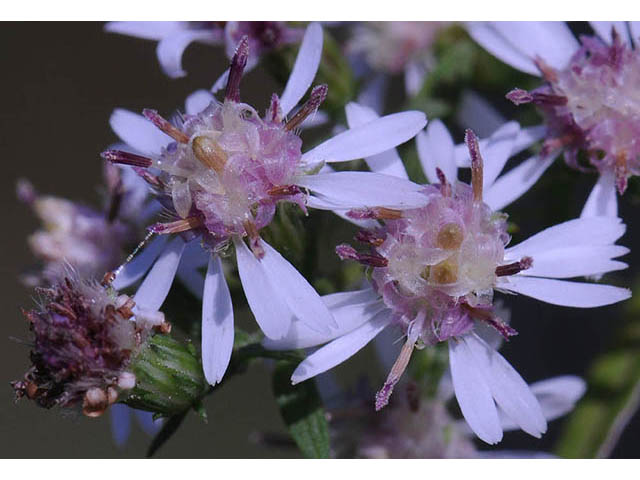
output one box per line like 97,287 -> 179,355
469,21 -> 640,217
12,275 -> 167,417
265,119 -> 630,444
104,23 -> 428,388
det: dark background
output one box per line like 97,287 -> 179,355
1,22 -> 638,458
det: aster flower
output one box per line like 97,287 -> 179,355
105,21 -> 304,79
12,274 -> 169,417
339,375 -> 585,458
264,121 -> 630,445
468,21 -> 640,217
348,22 -> 451,98
104,23 -> 428,387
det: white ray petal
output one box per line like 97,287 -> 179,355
279,22 -> 324,116
481,121 -> 520,190
263,289 -> 386,350
297,171 -> 428,210
211,68 -> 230,94
345,102 -> 408,179
156,29 -> 216,78
416,119 -> 457,184
456,89 -> 506,138
464,333 -> 546,438
202,256 -> 234,385
305,194 -> 380,229
302,111 -> 427,164
508,245 -> 628,279
448,337 -> 503,445
110,109 -> 172,156
104,21 -> 187,41
291,310 -> 392,384
112,235 -> 169,290
488,22 -> 579,71
258,239 -> 336,333
501,276 -> 631,308
466,22 -> 540,76
506,217 -> 626,259
234,238 -> 294,339
185,89 -> 215,115
133,237 -> 185,311
590,21 -> 631,45
484,154 -> 554,211
581,171 -> 618,218
629,22 -> 640,47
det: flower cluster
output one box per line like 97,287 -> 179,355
12,21 -> 640,458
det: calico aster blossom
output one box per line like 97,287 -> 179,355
265,122 -> 630,445
348,22 -> 450,97
342,375 -> 585,458
468,21 -> 640,217
105,21 -> 304,79
104,23 -> 428,387
12,275 -> 167,417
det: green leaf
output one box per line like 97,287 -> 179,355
272,361 -> 330,458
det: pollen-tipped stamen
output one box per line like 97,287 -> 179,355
243,220 -> 265,258
285,84 -> 328,131
149,217 -> 203,234
375,313 -> 424,411
225,36 -> 250,103
465,129 -> 483,203
143,109 -> 190,144
336,244 -> 388,267
347,207 -> 403,220
495,256 -> 533,277
101,150 -> 153,168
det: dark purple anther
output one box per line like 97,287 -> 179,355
285,84 -> 328,131
465,129 -> 483,203
495,256 -> 533,277
506,88 -> 534,105
225,36 -> 250,103
101,150 -> 153,168
336,244 -> 388,267
142,109 -> 190,143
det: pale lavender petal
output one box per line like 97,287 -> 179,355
344,102 -> 408,179
629,22 -> 640,46
581,171 -> 618,218
416,119 -> 457,184
448,337 -> 503,445
234,238 -> 294,339
488,22 -> 579,71
185,89 -> 215,115
211,68 -> 230,94
109,403 -> 132,448
291,310 -> 392,384
464,333 -> 547,438
175,239 -> 208,299
357,74 -> 388,114
505,217 -> 626,259
297,171 -> 428,210
501,276 -> 631,308
508,245 -> 628,279
302,111 -> 427,164
263,288 -> 385,350
156,29 -> 217,78
133,237 -> 185,311
456,89 -> 506,138
259,239 -> 336,333
590,21 -> 630,45
110,108 -> 172,155
134,409 -> 163,436
404,60 -> 427,96
112,235 -> 169,290
202,256 -> 234,385
484,154 -> 554,211
279,22 -> 324,116
481,121 -> 520,190
104,21 -> 186,41
466,22 -> 540,76
304,193 -> 380,229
